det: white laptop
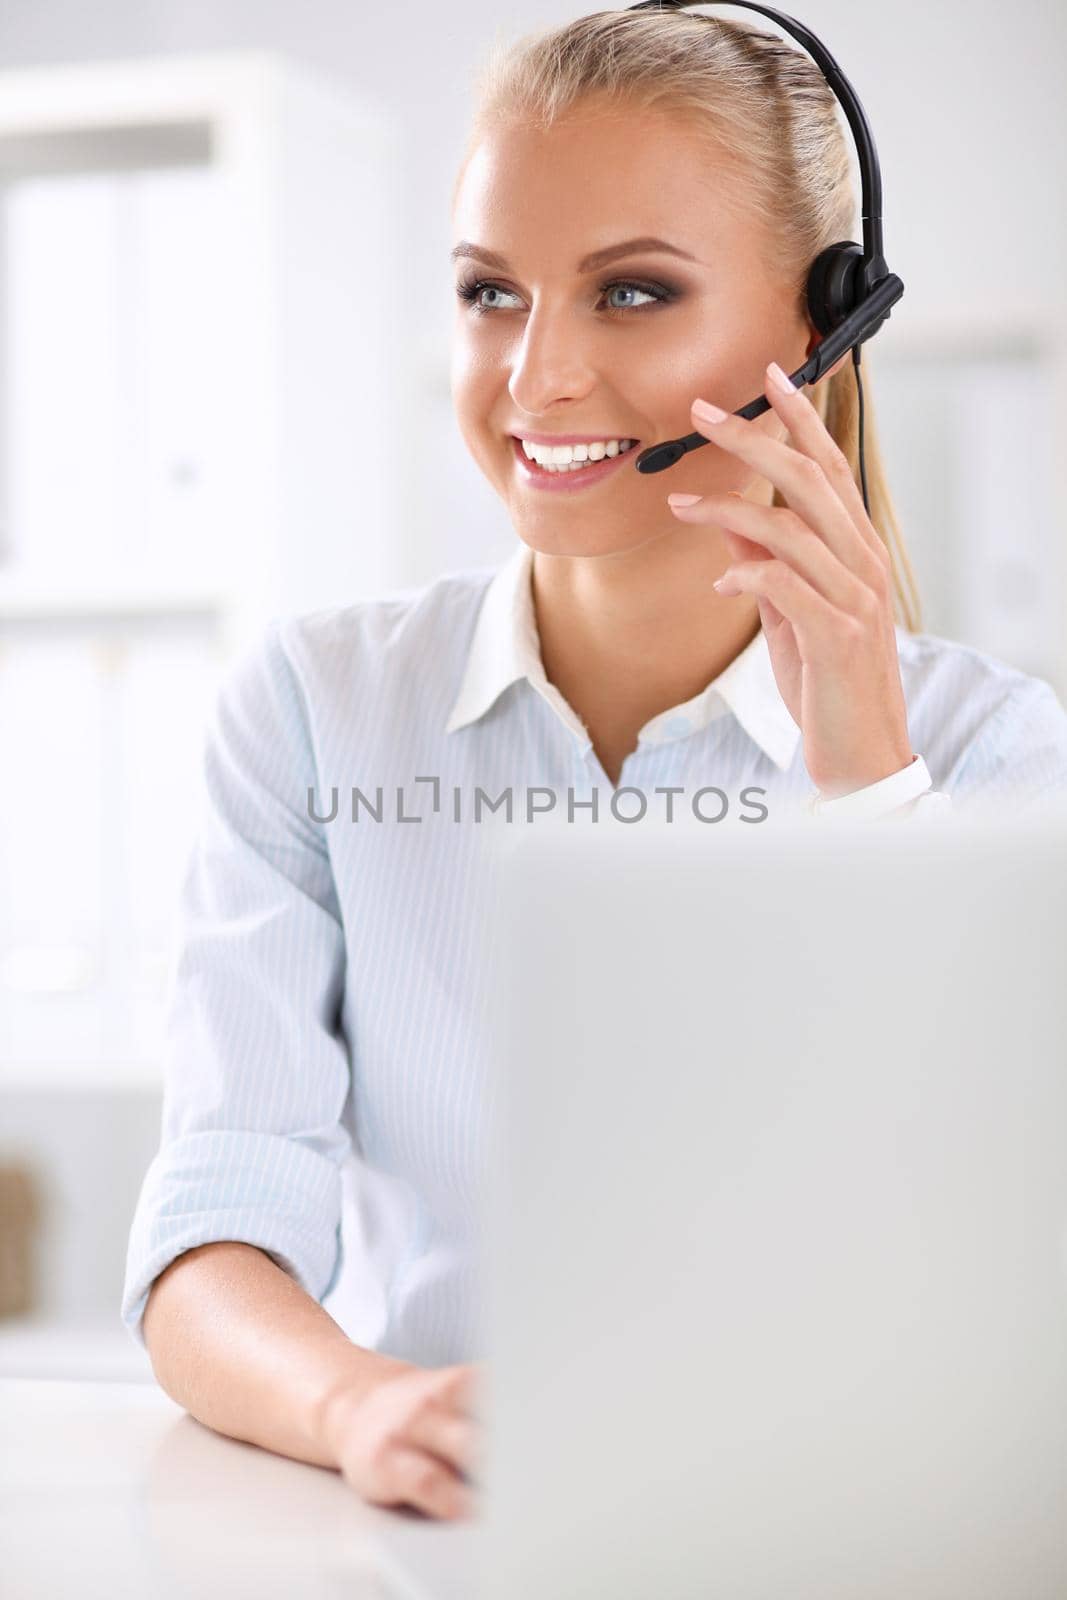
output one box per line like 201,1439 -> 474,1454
475,812 -> 1067,1600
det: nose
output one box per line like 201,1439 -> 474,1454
507,298 -> 598,419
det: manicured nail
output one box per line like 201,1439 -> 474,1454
693,398 -> 729,425
667,492 -> 702,507
767,361 -> 797,396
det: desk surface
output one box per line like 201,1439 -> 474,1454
0,1378 -> 481,1600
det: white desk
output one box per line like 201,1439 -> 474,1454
0,1379 -> 481,1599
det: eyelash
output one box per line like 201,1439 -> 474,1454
455,275 -> 677,316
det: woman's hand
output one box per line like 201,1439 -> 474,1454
666,360 -> 913,799
317,1358 -> 485,1521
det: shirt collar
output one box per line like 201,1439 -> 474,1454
444,541 -> 801,772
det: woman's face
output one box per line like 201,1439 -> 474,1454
450,97 -> 817,558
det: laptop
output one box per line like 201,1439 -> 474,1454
476,811 -> 1067,1599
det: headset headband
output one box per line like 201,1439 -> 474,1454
626,0 -> 887,289
619,0 -> 904,484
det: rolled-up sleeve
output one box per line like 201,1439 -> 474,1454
121,617 -> 353,1350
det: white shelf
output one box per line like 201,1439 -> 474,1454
872,306 -> 1061,359
0,1059 -> 163,1093
0,577 -> 225,622
0,1314 -> 154,1383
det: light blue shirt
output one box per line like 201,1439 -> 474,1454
121,541 -> 1067,1366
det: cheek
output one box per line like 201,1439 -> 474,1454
450,331 -> 498,423
449,330 -> 474,409
663,299 -> 752,379
623,310 -> 731,415
450,355 -> 507,482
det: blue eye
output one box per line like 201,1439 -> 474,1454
603,283 -> 657,310
455,276 -> 675,315
463,283 -> 522,311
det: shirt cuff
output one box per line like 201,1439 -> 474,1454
120,1128 -> 345,1352
807,754 -> 939,820
899,788 -> 953,820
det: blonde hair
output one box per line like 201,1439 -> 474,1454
458,6 -> 923,631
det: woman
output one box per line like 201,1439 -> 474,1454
123,7 -> 1067,1526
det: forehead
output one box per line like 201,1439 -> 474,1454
452,102 -> 746,260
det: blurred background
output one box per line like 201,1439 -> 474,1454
0,0 -> 1064,1381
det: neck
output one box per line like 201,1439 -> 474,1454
530,479 -> 772,759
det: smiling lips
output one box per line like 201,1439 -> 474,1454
510,434 -> 640,492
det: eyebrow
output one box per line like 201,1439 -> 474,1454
449,236 -> 701,273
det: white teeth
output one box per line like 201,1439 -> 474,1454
518,437 -> 635,470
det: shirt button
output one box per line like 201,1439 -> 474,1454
663,715 -> 692,738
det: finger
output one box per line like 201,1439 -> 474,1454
684,493 -> 875,614
713,558 -> 858,667
716,532 -> 790,641
756,595 -> 788,635
408,1404 -> 482,1481
687,392 -> 884,584
760,361 -> 883,553
388,1445 -> 476,1521
434,1364 -> 482,1420
721,525 -> 771,565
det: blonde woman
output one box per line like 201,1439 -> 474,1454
123,6 -> 1067,1526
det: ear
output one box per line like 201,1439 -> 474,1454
805,328 -> 850,382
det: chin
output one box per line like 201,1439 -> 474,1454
511,523 -> 648,561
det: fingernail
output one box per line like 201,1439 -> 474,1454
767,361 -> 797,396
693,398 -> 729,425
667,492 -> 702,507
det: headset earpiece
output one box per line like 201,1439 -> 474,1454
805,240 -> 866,336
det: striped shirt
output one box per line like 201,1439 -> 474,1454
121,540 -> 1067,1366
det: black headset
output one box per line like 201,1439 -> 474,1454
622,0 -> 903,514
